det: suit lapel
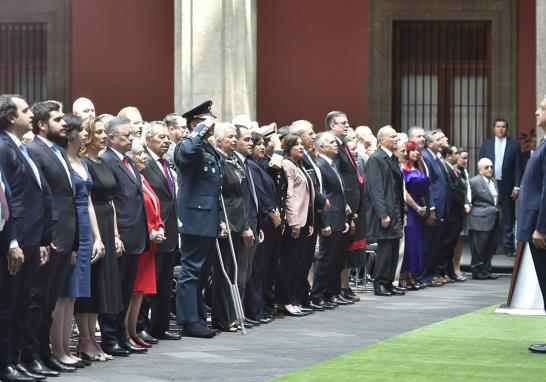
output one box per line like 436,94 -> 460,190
106,148 -> 140,187
1,133 -> 41,188
145,147 -> 172,197
34,137 -> 73,190
478,176 -> 495,205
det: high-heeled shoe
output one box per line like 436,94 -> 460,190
281,305 -> 305,317
212,321 -> 238,333
130,336 -> 152,349
79,351 -> 107,362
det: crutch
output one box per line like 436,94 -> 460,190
215,194 -> 247,335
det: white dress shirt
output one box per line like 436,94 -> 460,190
482,175 -> 498,205
494,137 -> 506,180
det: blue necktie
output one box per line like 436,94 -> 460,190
19,144 -> 42,189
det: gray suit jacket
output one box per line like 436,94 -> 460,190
468,175 -> 500,232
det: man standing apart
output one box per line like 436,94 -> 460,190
364,126 -> 405,296
479,119 -> 522,256
174,101 -> 226,338
468,158 -> 500,280
518,95 -> 546,353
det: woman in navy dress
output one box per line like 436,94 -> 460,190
50,114 -> 104,366
399,140 -> 430,290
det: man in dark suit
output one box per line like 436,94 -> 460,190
478,119 -> 523,256
468,158 -> 500,280
420,129 -> 450,285
364,126 -> 405,296
0,165 -> 32,382
233,124 -> 260,326
311,132 -> 349,308
26,101 -> 79,374
326,111 -> 362,303
0,95 -> 56,380
99,116 -> 149,355
520,96 -> 546,353
139,121 -> 181,341
290,120 -> 329,310
438,145 -> 468,281
174,101 -> 226,338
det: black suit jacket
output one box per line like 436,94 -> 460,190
220,155 -> 247,233
235,153 -> 258,232
478,137 -> 523,192
364,147 -> 404,241
101,147 -> 149,254
141,148 -> 178,253
0,167 -> 14,258
334,139 -> 361,215
316,156 -> 347,232
28,136 -> 78,254
302,151 -> 328,211
0,131 -> 52,248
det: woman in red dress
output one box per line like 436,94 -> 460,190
125,140 -> 165,349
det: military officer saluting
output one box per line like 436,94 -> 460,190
174,100 -> 226,338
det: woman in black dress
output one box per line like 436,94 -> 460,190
74,116 -> 123,361
210,123 -> 246,332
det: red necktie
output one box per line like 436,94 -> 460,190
123,157 -> 136,178
343,144 -> 363,184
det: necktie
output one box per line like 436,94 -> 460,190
342,143 -> 363,184
0,175 -> 9,222
19,144 -> 42,189
330,161 -> 345,190
51,144 -> 72,188
159,158 -> 174,194
123,156 -> 136,178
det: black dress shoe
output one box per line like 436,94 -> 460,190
472,272 -> 489,280
280,306 -> 306,317
0,365 -> 34,382
314,300 -> 334,310
329,296 -> 349,305
388,286 -> 406,295
41,355 -> 76,373
305,302 -> 324,311
102,343 -> 130,357
244,318 -> 261,326
139,330 -> 159,344
119,339 -> 148,353
454,276 -> 468,282
335,294 -> 355,304
298,306 -> 315,313
258,317 -> 273,324
182,323 -> 217,338
529,343 -> 546,353
14,363 -> 46,381
486,273 -> 499,280
374,284 -> 392,296
25,359 -> 59,377
60,359 -> 86,368
158,331 -> 181,340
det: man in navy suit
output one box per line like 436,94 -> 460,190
521,96 -> 546,353
27,101 -> 79,374
478,119 -> 523,256
174,101 -> 226,338
99,116 -> 149,356
0,95 -> 56,380
0,165 -> 31,382
420,129 -> 450,286
311,132 -> 349,307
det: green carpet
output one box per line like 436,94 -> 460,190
273,305 -> 546,382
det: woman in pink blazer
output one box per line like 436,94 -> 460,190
276,134 -> 315,316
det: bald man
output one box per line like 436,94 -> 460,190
468,158 -> 500,280
72,97 -> 95,120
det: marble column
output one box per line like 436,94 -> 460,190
174,0 -> 257,121
537,0 -> 546,140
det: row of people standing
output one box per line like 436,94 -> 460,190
0,94 -> 186,381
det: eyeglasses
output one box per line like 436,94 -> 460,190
334,120 -> 349,126
484,165 -> 493,169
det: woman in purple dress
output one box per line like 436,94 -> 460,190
399,140 -> 430,290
